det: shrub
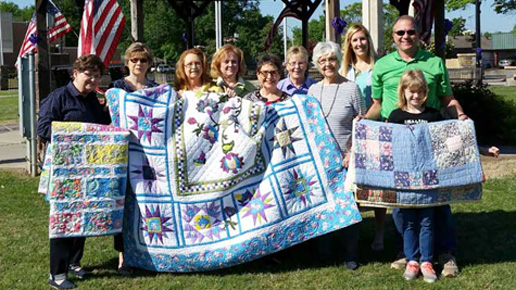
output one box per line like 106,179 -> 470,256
453,81 -> 516,145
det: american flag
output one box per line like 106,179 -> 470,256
17,0 -> 71,60
17,14 -> 37,60
412,0 -> 435,44
47,0 -> 72,43
78,0 -> 126,67
264,6 -> 301,51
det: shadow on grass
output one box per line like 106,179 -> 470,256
87,210 -> 516,278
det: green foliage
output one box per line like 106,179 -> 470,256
494,0 -> 516,13
445,0 -> 475,11
0,1 -> 33,21
453,82 -> 516,145
426,39 -> 456,58
449,17 -> 467,37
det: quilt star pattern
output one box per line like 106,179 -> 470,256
106,85 -> 361,272
348,119 -> 483,208
38,122 -> 130,238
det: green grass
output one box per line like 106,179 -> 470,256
1,170 -> 515,289
0,90 -> 19,125
489,86 -> 516,103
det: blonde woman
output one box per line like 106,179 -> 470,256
342,24 -> 387,253
277,46 -> 316,95
341,24 -> 376,109
210,44 -> 256,97
174,48 -> 213,94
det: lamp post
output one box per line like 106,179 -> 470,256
475,0 -> 482,84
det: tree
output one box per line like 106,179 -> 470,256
446,0 -> 516,13
449,17 -> 467,37
0,1 -> 34,22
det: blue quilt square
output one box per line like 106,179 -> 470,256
423,170 -> 439,186
355,123 -> 367,140
380,155 -> 394,171
355,153 -> 366,169
379,126 -> 393,142
394,171 -> 410,188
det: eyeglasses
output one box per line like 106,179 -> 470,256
81,70 -> 101,80
288,62 -> 306,68
317,57 -> 338,65
394,30 -> 417,36
185,62 -> 202,69
130,58 -> 149,64
259,70 -> 278,77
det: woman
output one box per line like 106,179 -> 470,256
174,48 -> 213,94
341,24 -> 376,109
277,46 -> 317,95
308,41 -> 365,270
342,24 -> 386,253
210,44 -> 256,97
109,42 -> 158,276
243,54 -> 289,105
110,42 -> 158,92
38,54 -> 111,290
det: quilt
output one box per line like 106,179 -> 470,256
38,122 -> 130,238
106,85 -> 362,272
349,119 -> 483,208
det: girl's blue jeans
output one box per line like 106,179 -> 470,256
401,207 -> 434,262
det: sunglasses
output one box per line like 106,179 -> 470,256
394,30 -> 417,36
130,58 -> 149,63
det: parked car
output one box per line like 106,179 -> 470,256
155,64 -> 174,74
499,58 -> 516,67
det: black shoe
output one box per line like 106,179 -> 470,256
48,279 -> 76,289
344,260 -> 359,270
117,265 -> 133,276
68,267 -> 91,280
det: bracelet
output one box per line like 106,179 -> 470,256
459,113 -> 466,117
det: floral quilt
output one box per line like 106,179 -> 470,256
38,122 -> 130,238
349,119 -> 483,208
106,85 -> 361,272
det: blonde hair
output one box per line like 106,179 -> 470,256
286,45 -> 309,64
341,24 -> 376,76
124,42 -> 153,66
210,44 -> 247,79
397,70 -> 428,109
174,48 -> 210,91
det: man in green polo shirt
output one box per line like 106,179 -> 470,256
366,15 -> 467,279
366,15 -> 467,121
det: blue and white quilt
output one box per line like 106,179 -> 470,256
106,85 -> 361,272
349,119 -> 483,208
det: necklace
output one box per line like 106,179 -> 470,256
319,82 -> 340,117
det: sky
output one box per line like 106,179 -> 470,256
14,0 -> 516,33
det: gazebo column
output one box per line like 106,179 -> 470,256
130,0 -> 144,42
325,0 -> 340,44
362,0 -> 383,53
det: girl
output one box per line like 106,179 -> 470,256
387,70 -> 441,283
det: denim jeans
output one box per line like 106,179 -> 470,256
401,208 -> 434,262
393,205 -> 457,256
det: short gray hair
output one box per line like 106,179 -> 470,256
312,41 -> 342,70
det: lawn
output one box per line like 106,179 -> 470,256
488,86 -> 516,103
0,170 -> 515,290
0,90 -> 19,125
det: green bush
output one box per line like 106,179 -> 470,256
453,81 -> 516,145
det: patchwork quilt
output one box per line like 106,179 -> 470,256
106,85 -> 361,272
349,119 -> 483,208
38,122 -> 130,238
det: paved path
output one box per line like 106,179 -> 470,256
0,127 -> 27,170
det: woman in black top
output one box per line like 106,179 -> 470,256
38,54 -> 109,290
